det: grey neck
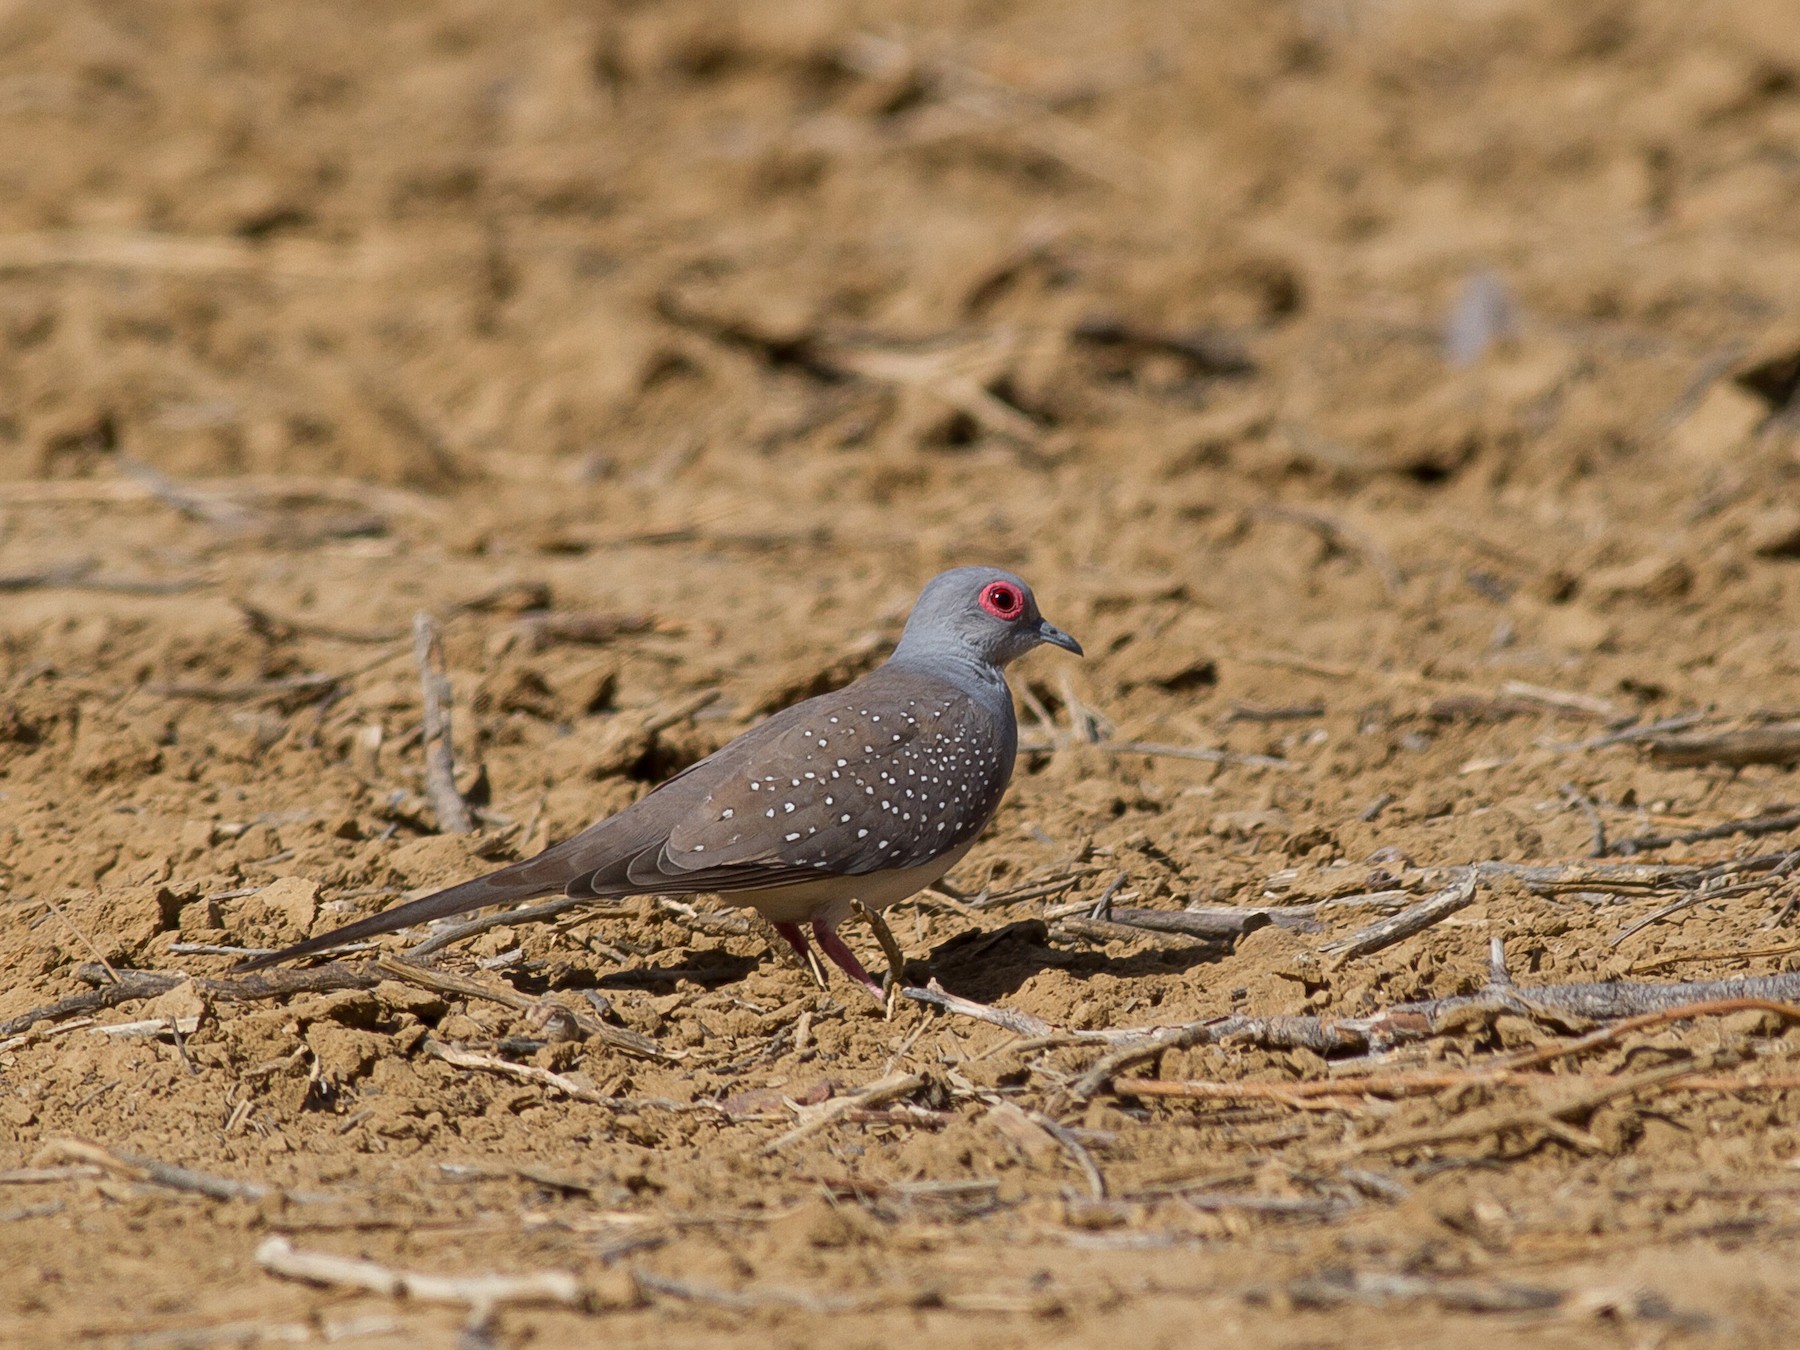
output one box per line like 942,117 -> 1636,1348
886,644 -> 1015,717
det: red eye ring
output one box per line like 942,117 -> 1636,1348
979,582 -> 1024,620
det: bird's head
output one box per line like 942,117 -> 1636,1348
892,566 -> 1083,670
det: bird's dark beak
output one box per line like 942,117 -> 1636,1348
1037,619 -> 1083,656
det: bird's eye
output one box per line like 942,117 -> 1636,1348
979,583 -> 1024,620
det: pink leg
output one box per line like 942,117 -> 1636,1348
811,919 -> 884,998
773,921 -> 828,988
772,921 -> 813,966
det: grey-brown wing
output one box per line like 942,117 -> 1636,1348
643,683 -> 1012,889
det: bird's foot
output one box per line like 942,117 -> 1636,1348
848,900 -> 909,996
811,919 -> 887,1004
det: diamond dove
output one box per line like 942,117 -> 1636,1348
237,567 -> 1082,993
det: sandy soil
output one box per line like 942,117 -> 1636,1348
6,1 -> 1800,1345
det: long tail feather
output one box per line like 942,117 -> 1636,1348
231,866 -> 558,972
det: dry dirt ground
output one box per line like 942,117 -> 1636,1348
6,1 -> 1800,1345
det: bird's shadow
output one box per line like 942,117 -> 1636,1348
520,918 -> 1230,1000
903,918 -> 1237,1002
583,953 -> 762,991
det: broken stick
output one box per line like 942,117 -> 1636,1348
256,1235 -> 581,1311
1322,873 -> 1480,961
1071,967 -> 1800,1099
1,963 -> 379,1040
1647,723 -> 1800,768
412,612 -> 475,834
376,957 -> 668,1061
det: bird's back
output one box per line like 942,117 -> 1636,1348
563,660 -> 1018,898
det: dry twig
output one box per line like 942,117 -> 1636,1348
1610,858 -> 1798,946
1322,873 -> 1480,961
0,560 -> 97,591
2,473 -> 436,515
634,1269 -> 861,1313
1067,905 -> 1277,941
31,1138 -> 335,1205
256,1235 -> 581,1311
1226,701 -> 1327,723
763,1071 -> 928,1152
232,599 -> 406,645
1,963 -> 378,1039
0,1166 -> 104,1186
1610,808 -> 1800,857
1543,714 -> 1706,755
1069,969 -> 1800,1099
1647,723 -> 1800,768
1497,680 -> 1622,721
1331,1053 -> 1735,1158
142,671 -> 344,704
1561,783 -> 1609,857
851,900 -> 910,1015
406,898 -> 631,959
419,1038 -> 700,1112
902,980 -> 1057,1037
412,612 -> 475,834
36,895 -> 119,983
117,455 -> 260,531
1053,914 -> 1197,950
1117,997 -> 1800,1104
1282,1269 -> 1564,1315
515,611 -> 661,649
1026,1108 -> 1107,1197
942,870 -> 1095,909
374,957 -> 668,1060
0,229 -> 345,278
1628,939 -> 1800,975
